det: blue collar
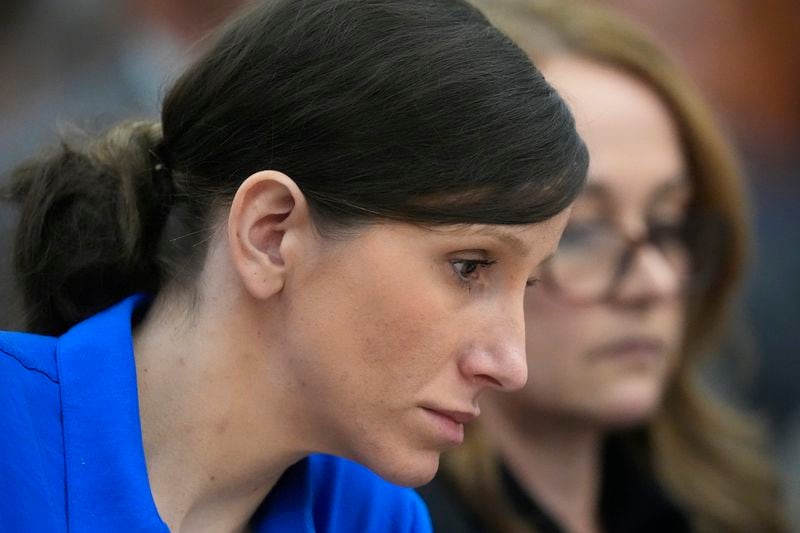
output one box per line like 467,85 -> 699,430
55,295 -> 316,531
57,295 -> 167,531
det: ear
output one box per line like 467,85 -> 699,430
227,170 -> 311,300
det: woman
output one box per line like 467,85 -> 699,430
0,0 -> 588,531
420,0 -> 788,532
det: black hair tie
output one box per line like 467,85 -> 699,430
148,145 -> 176,208
144,145 -> 176,254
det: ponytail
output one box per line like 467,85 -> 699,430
7,121 -> 172,335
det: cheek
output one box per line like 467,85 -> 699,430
519,294 -> 611,408
661,301 -> 687,377
352,281 -> 456,396
295,267 -> 463,466
295,265 -> 456,410
523,295 -> 591,377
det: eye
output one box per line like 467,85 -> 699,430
526,278 -> 540,289
559,221 -> 608,249
649,220 -> 686,244
450,259 -> 496,289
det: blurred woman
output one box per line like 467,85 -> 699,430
420,1 -> 788,532
0,0 -> 587,531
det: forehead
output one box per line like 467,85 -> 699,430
542,55 -> 687,204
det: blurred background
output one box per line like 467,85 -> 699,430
1,0 -> 798,523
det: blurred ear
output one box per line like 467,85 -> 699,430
227,170 -> 311,300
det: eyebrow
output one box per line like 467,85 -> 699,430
433,224 -> 552,259
582,174 -> 690,202
433,224 -> 531,256
651,176 -> 692,199
483,228 -> 529,256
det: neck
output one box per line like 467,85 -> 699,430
133,289 -> 307,533
483,401 -> 605,533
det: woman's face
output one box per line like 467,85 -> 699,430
280,214 -> 570,485
488,56 -> 690,429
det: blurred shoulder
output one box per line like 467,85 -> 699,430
417,475 -> 487,533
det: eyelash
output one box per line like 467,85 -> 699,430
450,259 -> 496,290
449,259 -> 540,291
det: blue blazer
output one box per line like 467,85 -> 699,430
0,296 -> 432,532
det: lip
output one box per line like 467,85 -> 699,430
419,406 -> 479,446
590,336 -> 667,361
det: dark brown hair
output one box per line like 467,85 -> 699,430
5,0 -> 587,335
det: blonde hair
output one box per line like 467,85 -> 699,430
442,1 -> 788,531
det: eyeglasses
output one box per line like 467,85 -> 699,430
539,212 -> 725,304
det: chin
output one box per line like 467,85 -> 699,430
362,448 -> 441,488
592,380 -> 665,429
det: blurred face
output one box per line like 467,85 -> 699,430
488,56 -> 689,429
281,214 -> 570,485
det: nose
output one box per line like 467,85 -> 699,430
613,244 -> 682,305
458,298 -> 528,392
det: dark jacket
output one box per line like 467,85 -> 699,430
418,438 -> 692,533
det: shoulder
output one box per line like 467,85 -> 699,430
308,454 -> 432,533
0,330 -> 60,383
0,331 -> 66,531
